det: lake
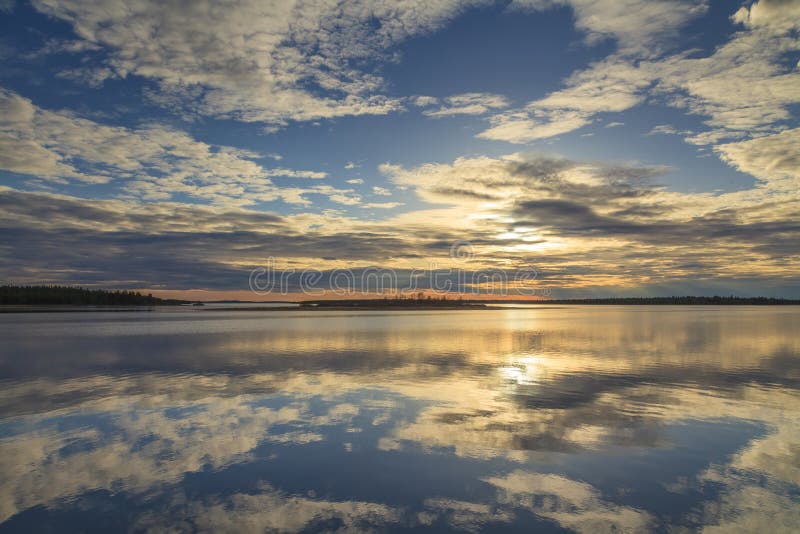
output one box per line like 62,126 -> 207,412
0,306 -> 798,532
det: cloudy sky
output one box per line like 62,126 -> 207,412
0,0 -> 799,298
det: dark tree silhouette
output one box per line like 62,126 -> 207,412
540,296 -> 800,305
0,285 -> 185,305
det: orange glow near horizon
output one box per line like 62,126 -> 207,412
140,289 -> 549,303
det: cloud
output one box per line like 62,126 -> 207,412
478,0 -> 800,202
55,66 -> 116,88
512,198 -> 667,237
346,178 -> 364,184
383,153 -> 669,207
423,92 -> 510,117
0,89 -> 98,183
372,186 -> 392,196
0,186 -> 440,288
412,95 -> 440,107
478,58 -> 652,143
362,202 -> 404,209
382,151 -> 800,289
0,88 -> 361,207
325,189 -> 362,205
344,161 -> 358,169
479,110 -> 591,143
23,38 -> 102,59
28,0 -> 494,126
266,168 -> 327,179
3,136 -> 799,294
732,0 -> 800,31
647,124 -> 691,136
714,128 -> 800,191
655,25 -> 800,141
532,59 -> 651,113
512,0 -> 708,56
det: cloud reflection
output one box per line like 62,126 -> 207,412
0,307 -> 798,530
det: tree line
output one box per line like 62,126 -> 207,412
0,285 -> 184,305
541,296 -> 800,305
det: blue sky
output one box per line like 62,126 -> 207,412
0,0 -> 799,298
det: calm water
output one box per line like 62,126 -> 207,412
0,306 -> 799,532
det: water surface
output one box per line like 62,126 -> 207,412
1,306 -> 798,532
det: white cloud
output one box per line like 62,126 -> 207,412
29,0 -> 492,126
412,95 -> 440,107
732,0 -> 800,31
533,59 -> 650,113
325,190 -> 362,205
480,0 -> 800,192
479,58 -> 652,143
479,110 -> 590,143
362,201 -> 405,209
372,186 -> 392,196
423,92 -> 509,117
655,27 -> 800,141
715,128 -> 800,192
275,185 -> 361,207
24,38 -> 102,59
346,178 -> 365,184
512,0 -> 708,56
344,161 -> 359,169
647,124 -> 691,136
266,168 -> 327,179
0,88 -> 352,207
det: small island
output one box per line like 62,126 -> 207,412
300,296 -> 488,310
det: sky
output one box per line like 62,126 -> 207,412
0,0 -> 799,299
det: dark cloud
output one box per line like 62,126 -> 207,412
507,157 -> 667,205
2,185 -> 799,295
512,198 -> 682,237
512,198 -> 800,253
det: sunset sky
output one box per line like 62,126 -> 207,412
1,0 -> 799,299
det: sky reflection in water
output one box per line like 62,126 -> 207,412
0,306 -> 799,532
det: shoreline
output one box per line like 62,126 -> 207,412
3,302 -> 800,313
0,304 -> 496,313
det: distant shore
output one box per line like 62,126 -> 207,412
4,299 -> 800,314
299,296 -> 800,307
3,285 -> 799,312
